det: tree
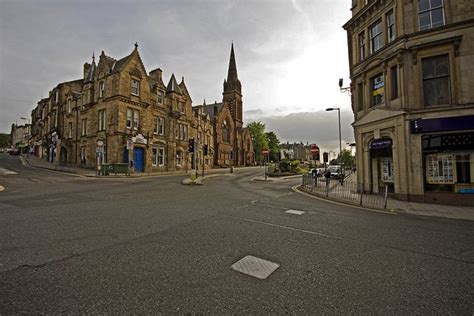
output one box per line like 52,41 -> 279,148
265,131 -> 280,162
333,149 -> 355,169
0,133 -> 10,148
246,121 -> 268,163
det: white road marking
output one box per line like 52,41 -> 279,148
0,168 -> 17,175
233,216 -> 342,240
285,209 -> 305,215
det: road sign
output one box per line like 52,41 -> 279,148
262,149 -> 269,155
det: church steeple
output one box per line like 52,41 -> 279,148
227,43 -> 238,83
223,43 -> 241,94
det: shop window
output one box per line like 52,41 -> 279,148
419,0 -> 444,31
381,158 -> 394,183
426,153 -> 454,184
371,73 -> 384,106
455,154 -> 471,184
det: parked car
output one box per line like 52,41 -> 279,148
9,148 -> 20,155
327,165 -> 342,179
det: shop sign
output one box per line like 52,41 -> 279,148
370,138 -> 392,149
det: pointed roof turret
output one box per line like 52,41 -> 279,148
166,74 -> 182,94
223,43 -> 241,94
85,52 -> 96,83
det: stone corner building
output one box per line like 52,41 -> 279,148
30,43 -> 254,172
343,0 -> 474,206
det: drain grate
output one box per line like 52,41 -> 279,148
231,255 -> 280,280
285,209 -> 305,215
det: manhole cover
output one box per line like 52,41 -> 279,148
231,255 -> 280,279
285,209 -> 305,215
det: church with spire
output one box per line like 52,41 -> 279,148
198,44 -> 254,167
29,43 -> 254,172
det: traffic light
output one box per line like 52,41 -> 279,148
323,152 -> 329,163
203,144 -> 208,156
188,138 -> 195,153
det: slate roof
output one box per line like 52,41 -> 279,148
166,74 -> 182,94
201,102 -> 223,119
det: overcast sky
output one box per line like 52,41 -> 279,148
0,0 -> 353,152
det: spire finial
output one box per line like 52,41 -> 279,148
134,42 -> 138,50
92,51 -> 95,62
182,76 -> 184,83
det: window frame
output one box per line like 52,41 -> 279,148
157,90 -> 164,105
176,150 -> 182,166
371,73 -> 385,107
419,0 -> 445,31
158,147 -> 165,166
99,81 -> 105,98
81,118 -> 87,136
98,109 -> 106,131
390,65 -> 399,100
386,9 -> 395,43
131,79 -> 140,96
359,31 -> 366,61
421,54 -> 450,107
369,19 -> 383,54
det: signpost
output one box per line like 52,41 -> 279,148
262,148 -> 269,180
310,144 -> 320,167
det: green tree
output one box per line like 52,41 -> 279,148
265,131 -> 280,162
334,149 -> 355,169
246,121 -> 268,163
0,133 -> 10,148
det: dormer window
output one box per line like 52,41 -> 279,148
179,102 -> 185,114
131,79 -> 140,96
157,90 -> 164,104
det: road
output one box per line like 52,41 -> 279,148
0,153 -> 473,314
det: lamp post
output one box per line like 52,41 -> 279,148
326,107 -> 341,161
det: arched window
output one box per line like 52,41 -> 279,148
222,120 -> 229,143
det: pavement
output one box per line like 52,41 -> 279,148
20,155 -> 474,221
253,172 -> 474,222
21,154 -> 239,179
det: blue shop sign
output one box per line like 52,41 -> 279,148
411,115 -> 474,134
370,138 -> 392,149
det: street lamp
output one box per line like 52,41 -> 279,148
326,107 -> 342,163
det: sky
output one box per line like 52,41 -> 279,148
0,0 -> 353,153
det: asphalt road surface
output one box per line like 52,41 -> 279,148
1,153 -> 473,314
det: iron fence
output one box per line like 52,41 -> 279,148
301,174 -> 388,209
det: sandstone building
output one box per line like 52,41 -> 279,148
344,0 -> 474,205
30,44 -> 254,172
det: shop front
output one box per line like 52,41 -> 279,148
369,138 -> 395,194
412,115 -> 474,206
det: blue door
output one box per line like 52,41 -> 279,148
124,147 -> 145,172
133,147 -> 145,172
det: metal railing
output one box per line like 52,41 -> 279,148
301,174 -> 388,210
